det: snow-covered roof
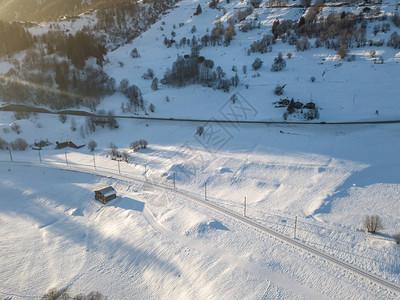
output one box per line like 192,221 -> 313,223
94,186 -> 116,197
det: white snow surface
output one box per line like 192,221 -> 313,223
1,112 -> 400,299
2,0 -> 400,298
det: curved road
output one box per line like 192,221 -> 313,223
2,160 -> 400,296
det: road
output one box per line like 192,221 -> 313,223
2,160 -> 400,295
2,104 -> 400,125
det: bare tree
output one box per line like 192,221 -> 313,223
88,140 -> 97,152
363,215 -> 384,233
122,150 -> 130,163
10,138 -> 28,150
337,45 -> 348,59
109,142 -> 121,160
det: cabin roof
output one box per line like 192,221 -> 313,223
94,186 -> 116,197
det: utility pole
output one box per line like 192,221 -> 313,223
65,152 -> 68,166
243,196 -> 247,217
38,149 -> 42,163
173,172 -> 176,189
93,154 -> 96,170
8,148 -> 12,162
117,160 -> 121,174
294,216 -> 298,239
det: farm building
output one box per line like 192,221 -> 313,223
94,186 -> 117,204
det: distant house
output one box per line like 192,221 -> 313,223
94,186 -> 117,204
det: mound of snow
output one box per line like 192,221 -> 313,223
185,219 -> 229,237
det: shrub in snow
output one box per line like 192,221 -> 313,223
122,150 -> 130,163
370,50 -> 376,58
250,35 -> 273,54
230,94 -> 238,103
347,54 -> 356,62
196,126 -> 204,136
209,0 -> 218,9
393,13 -> 400,27
59,114 -> 67,123
394,233 -> 400,244
274,84 -> 286,96
11,123 -> 21,134
119,79 -> 130,93
0,137 -> 9,150
70,118 -> 77,131
10,138 -> 28,151
387,32 -> 400,49
252,58 -> 263,70
271,52 -> 286,72
109,143 -> 121,160
33,139 -> 50,149
107,114 -> 119,130
42,288 -> 106,300
337,45 -> 348,59
149,103 -> 155,113
151,78 -> 158,91
142,68 -> 154,80
310,76 -> 316,82
130,48 -> 140,58
363,215 -> 383,234
14,111 -> 30,120
287,52 -> 293,59
250,0 -> 261,8
130,139 -> 149,152
296,37 -> 310,51
139,139 -> 148,149
88,140 -> 97,152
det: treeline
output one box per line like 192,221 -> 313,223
0,27 -> 116,110
39,30 -> 107,68
95,0 -> 178,47
0,0 -> 148,22
0,20 -> 33,57
0,64 -> 115,110
162,48 -> 239,92
263,2 -> 400,54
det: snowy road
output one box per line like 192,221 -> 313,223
2,160 -> 400,296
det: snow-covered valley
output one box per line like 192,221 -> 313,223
1,0 -> 400,298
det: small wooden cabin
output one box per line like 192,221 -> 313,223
94,186 -> 117,204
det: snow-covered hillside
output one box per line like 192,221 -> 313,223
100,0 -> 400,123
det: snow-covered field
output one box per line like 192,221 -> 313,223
1,0 -> 400,298
1,111 -> 400,298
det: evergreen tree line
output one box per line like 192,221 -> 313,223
0,20 -> 33,57
95,0 -> 178,47
0,53 -> 115,110
39,30 -> 106,69
161,49 -> 239,92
